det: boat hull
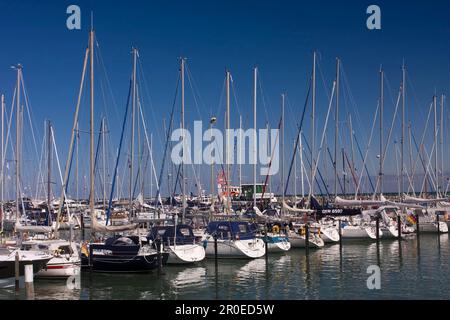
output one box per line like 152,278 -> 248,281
81,244 -> 169,272
341,226 -> 379,240
204,238 -> 265,259
167,244 -> 206,264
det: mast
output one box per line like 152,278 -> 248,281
300,131 -> 304,198
226,70 -> 230,213
310,52 -> 316,197
349,113 -> 355,194
180,57 -> 186,222
47,120 -> 52,216
76,121 -> 79,202
379,66 -> 384,195
281,93 -> 285,212
253,67 -> 257,208
0,94 -> 4,232
334,57 -> 340,198
440,94 -> 445,196
130,47 -> 138,216
150,133 -> 153,203
15,64 -> 22,223
239,115 -> 242,189
434,94 -> 438,196
294,139 -> 297,199
89,27 -> 95,235
102,117 -> 106,209
401,62 -> 405,198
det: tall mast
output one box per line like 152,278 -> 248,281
15,64 -> 22,222
300,131 -> 304,198
239,115 -> 242,188
334,57 -> 340,198
401,62 -> 405,198
130,47 -> 138,215
47,120 -> 52,215
89,28 -> 95,231
349,113 -> 355,192
150,133 -> 153,203
102,117 -> 106,209
281,93 -> 285,213
180,57 -> 186,222
253,67 -> 257,209
226,71 -> 230,213
76,121 -> 79,202
294,139 -> 297,199
379,66 -> 384,195
0,94 -> 4,232
434,94 -> 438,196
440,94 -> 445,195
310,52 -> 316,197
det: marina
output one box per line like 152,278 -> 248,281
0,1 -> 450,302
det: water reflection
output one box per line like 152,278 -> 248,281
4,233 -> 450,299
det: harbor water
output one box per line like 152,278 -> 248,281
1,232 -> 449,300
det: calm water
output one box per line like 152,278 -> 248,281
2,233 -> 449,300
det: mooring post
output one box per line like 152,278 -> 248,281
437,213 -> 440,233
15,251 -> 20,293
24,264 -> 34,300
397,215 -> 401,240
80,214 -> 85,240
416,212 -> 420,235
305,224 -> 310,253
264,224 -> 268,260
214,235 -> 218,262
376,217 -> 380,242
338,220 -> 342,248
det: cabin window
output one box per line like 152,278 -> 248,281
58,246 -> 73,255
238,224 -> 248,233
179,228 -> 191,236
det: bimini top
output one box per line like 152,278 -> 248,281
206,221 -> 257,240
148,225 -> 195,245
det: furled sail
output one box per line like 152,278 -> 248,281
15,222 -> 53,233
403,194 -> 447,204
91,210 -> 138,233
333,196 -> 387,207
282,201 -> 314,213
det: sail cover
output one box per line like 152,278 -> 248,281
282,201 -> 314,213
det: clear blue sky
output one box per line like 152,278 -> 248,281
1,0 -> 450,198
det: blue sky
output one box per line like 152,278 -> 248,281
1,0 -> 450,198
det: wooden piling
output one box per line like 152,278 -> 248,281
24,264 -> 34,300
397,215 -> 401,240
376,217 -> 380,242
14,251 -> 19,293
305,224 -> 309,253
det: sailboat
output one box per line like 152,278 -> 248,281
56,28 -> 167,272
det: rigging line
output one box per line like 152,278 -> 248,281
409,101 -> 433,187
20,73 -> 44,194
34,127 -> 46,200
301,133 -> 325,196
185,62 -> 207,118
106,79 -> 133,223
185,62 -> 208,113
50,126 -> 72,219
138,98 -> 163,207
411,134 -> 431,194
257,71 -> 273,131
284,78 -> 312,196
326,147 -> 344,193
94,36 -> 121,126
355,102 -> 378,197
154,73 -> 180,206
230,74 -> 242,120
311,81 -> 336,197
137,58 -> 164,147
374,87 -> 402,192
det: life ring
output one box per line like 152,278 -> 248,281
299,227 -> 306,236
272,225 -> 280,234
